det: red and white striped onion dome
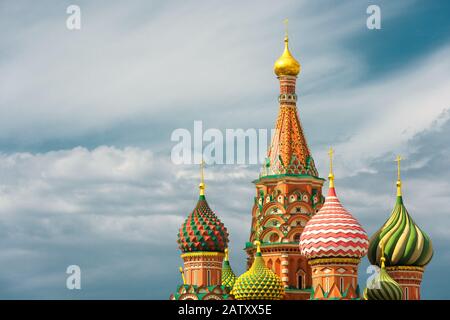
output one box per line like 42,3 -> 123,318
299,186 -> 369,259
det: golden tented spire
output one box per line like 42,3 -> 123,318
274,19 -> 300,77
328,147 -> 335,188
199,159 -> 206,196
395,155 -> 402,197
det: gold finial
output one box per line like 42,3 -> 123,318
379,240 -> 386,269
254,240 -> 261,253
328,147 -> 335,188
254,216 -> 261,240
179,267 -> 186,285
224,248 -> 229,261
274,19 -> 300,77
283,18 -> 289,40
395,155 -> 402,196
199,158 -> 206,196
253,216 -> 263,253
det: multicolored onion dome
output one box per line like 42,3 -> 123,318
300,186 -> 369,259
231,241 -> 284,300
364,256 -> 403,300
221,248 -> 237,288
178,195 -> 229,253
368,195 -> 433,267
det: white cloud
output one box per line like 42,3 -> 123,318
308,44 -> 450,178
0,0 -> 413,146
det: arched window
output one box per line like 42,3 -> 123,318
267,259 -> 273,271
207,270 -> 211,286
340,278 -> 344,292
275,259 -> 281,275
293,233 -> 301,242
296,268 -> 306,289
405,287 -> 409,300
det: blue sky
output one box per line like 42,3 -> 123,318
0,0 -> 449,299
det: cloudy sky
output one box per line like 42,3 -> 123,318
0,0 -> 449,299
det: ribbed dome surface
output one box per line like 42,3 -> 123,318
300,187 -> 369,259
364,266 -> 403,300
368,196 -> 433,267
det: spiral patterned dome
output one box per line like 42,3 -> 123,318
300,187 -> 369,259
364,257 -> 403,300
231,241 -> 284,300
221,248 -> 237,288
178,195 -> 229,253
368,196 -> 433,267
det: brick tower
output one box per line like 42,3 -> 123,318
171,163 -> 233,300
245,25 -> 325,300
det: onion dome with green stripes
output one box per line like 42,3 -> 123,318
364,255 -> 403,300
221,248 -> 237,288
177,195 -> 229,253
368,194 -> 433,267
231,241 -> 284,300
368,158 -> 433,267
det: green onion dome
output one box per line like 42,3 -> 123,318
221,248 -> 237,288
368,182 -> 433,267
231,241 -> 284,300
177,195 -> 229,253
364,256 -> 403,300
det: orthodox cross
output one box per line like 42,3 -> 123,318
328,147 -> 334,175
395,155 -> 402,181
283,18 -> 289,38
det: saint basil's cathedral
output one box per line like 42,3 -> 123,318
170,27 -> 434,301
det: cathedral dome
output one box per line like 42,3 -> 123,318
300,187 -> 369,259
364,253 -> 403,300
368,170 -> 433,267
177,194 -> 229,253
274,37 -> 300,77
221,248 -> 237,288
368,197 -> 433,267
300,150 -> 369,259
231,241 -> 284,300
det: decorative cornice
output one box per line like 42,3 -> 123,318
308,257 -> 360,266
386,265 -> 424,272
181,252 -> 225,258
